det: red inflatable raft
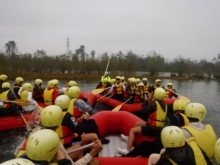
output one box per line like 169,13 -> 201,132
96,94 -> 176,112
90,111 -> 154,165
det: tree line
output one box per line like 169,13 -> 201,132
1,41 -> 220,79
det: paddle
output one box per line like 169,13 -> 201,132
92,87 -> 111,95
104,59 -> 110,75
112,97 -> 133,111
19,112 -> 32,132
67,142 -> 94,154
97,93 -> 113,102
165,88 -> 190,103
0,99 -> 29,106
99,94 -> 113,103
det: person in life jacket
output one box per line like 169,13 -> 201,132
61,80 -> 77,95
13,77 -> 24,99
96,78 -> 112,94
134,83 -> 146,103
120,76 -> 125,85
0,74 -> 8,90
1,158 -> 35,165
136,78 -> 141,86
214,138 -> 220,163
168,100 -> 189,127
150,79 -> 162,93
0,82 -> 20,117
101,71 -> 111,82
33,79 -> 44,103
124,78 -> 137,103
52,79 -> 62,96
148,126 -> 213,165
43,80 -> 58,106
181,103 -> 217,159
110,76 -> 125,101
17,129 -> 102,165
55,95 -> 110,146
165,83 -> 178,98
142,78 -> 151,93
118,88 -> 167,155
19,83 -> 37,113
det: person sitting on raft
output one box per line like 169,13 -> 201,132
142,78 -> 151,93
165,82 -> 178,98
133,83 -> 146,103
118,88 -> 167,155
13,77 -> 24,99
0,82 -> 20,117
33,79 -> 44,103
101,71 -> 111,82
43,80 -> 58,106
124,78 -> 136,103
0,74 -> 8,90
61,80 -> 77,95
150,79 -> 162,93
16,129 -> 102,165
96,78 -> 112,94
109,76 -> 125,101
148,126 -> 213,165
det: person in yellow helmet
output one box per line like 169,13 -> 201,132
142,78 -> 151,93
133,83 -> 146,103
61,80 -> 77,95
181,103 -> 217,159
120,76 -> 125,85
135,78 -> 141,86
124,78 -> 137,103
109,76 -> 125,101
43,80 -> 58,106
150,79 -> 162,92
16,129 -> 102,165
118,88 -> 167,155
101,71 -> 111,82
165,82 -> 178,98
96,77 -> 112,94
13,77 -> 24,99
33,79 -> 44,103
0,74 -> 8,90
148,126 -> 213,165
0,82 -> 20,116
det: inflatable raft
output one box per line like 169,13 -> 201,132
0,92 -> 96,131
90,111 -> 153,165
95,94 -> 176,112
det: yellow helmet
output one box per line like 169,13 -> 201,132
136,78 -> 140,83
0,159 -> 34,165
128,78 -> 131,82
154,88 -> 166,100
35,79 -> 43,86
26,129 -> 60,162
115,76 -> 121,80
110,79 -> 115,85
138,83 -> 144,87
52,79 -> 59,85
215,138 -> 220,163
55,95 -> 70,110
15,77 -> 24,84
41,105 -> 63,127
185,103 -> 207,121
142,78 -> 148,81
67,86 -> 80,98
22,83 -> 32,91
130,78 -> 136,83
120,76 -> 125,80
0,74 -> 8,81
155,79 -> 161,84
2,82 -> 10,89
161,126 -> 185,148
167,82 -> 173,86
68,80 -> 77,87
102,78 -> 108,83
173,100 -> 187,111
48,80 -> 55,88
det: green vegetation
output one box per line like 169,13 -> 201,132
1,41 -> 220,80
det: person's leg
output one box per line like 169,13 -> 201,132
81,133 -> 98,145
66,144 -> 83,161
148,154 -> 161,165
134,122 -> 147,127
127,126 -> 142,151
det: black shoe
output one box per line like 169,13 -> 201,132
101,138 -> 110,144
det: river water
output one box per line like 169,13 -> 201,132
0,78 -> 220,163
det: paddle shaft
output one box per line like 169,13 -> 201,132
19,112 -> 32,131
165,88 -> 178,96
104,60 -> 110,75
67,142 -> 94,154
112,97 -> 133,111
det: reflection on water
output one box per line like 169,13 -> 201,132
1,79 -> 220,163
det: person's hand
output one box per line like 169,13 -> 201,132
53,150 -> 65,162
89,139 -> 103,157
135,90 -> 140,95
0,101 -> 4,107
83,112 -> 90,120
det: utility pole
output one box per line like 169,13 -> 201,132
66,37 -> 69,55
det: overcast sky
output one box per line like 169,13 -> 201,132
0,0 -> 219,61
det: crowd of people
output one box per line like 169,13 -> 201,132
0,73 -> 220,165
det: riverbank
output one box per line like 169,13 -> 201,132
3,71 -> 217,81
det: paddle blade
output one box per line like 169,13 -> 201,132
179,95 -> 190,103
112,104 -> 123,111
14,99 -> 29,106
92,89 -> 105,95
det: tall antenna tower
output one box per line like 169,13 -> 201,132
66,37 -> 69,55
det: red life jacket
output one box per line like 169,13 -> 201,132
113,83 -> 123,94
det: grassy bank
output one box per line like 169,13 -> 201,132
3,71 -> 214,81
